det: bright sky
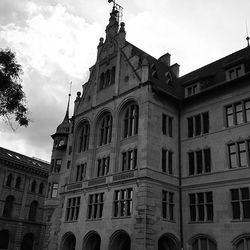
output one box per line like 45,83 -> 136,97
0,0 -> 249,161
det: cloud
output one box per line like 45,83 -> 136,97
0,2 -> 104,160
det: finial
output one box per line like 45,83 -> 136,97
108,0 -> 123,24
246,20 -> 250,47
64,82 -> 72,121
99,37 -> 104,46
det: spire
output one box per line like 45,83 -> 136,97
63,82 -> 72,122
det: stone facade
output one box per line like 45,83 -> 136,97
0,146 -> 49,250
46,6 -> 250,250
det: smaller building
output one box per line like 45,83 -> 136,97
0,147 -> 49,250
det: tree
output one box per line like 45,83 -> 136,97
0,48 -> 29,127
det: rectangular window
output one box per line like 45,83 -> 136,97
65,197 -> 81,221
228,140 -> 250,169
185,83 -> 200,97
187,112 -> 209,138
162,114 -> 173,137
189,192 -> 213,222
67,160 -> 71,169
76,163 -> 86,181
188,148 -> 211,175
231,187 -> 250,220
113,188 -> 133,217
97,157 -> 110,177
162,148 -> 173,175
122,149 -> 137,171
55,159 -> 62,173
225,99 -> 250,127
226,64 -> 245,81
87,193 -> 104,220
51,183 -> 58,198
162,190 -> 174,221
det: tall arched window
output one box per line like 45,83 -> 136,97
3,195 -> 14,217
28,200 -> 38,221
99,114 -> 112,146
191,236 -> 217,250
100,73 -> 105,90
105,70 -> 111,86
123,104 -> 139,138
6,174 -> 12,187
31,180 -> 36,193
111,66 -> 116,84
38,183 -> 44,195
78,122 -> 90,152
15,176 -> 21,189
234,236 -> 250,250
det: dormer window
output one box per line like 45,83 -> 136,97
185,83 -> 200,97
165,72 -> 172,86
151,64 -> 158,79
226,64 -> 245,81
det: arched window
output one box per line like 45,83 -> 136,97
3,195 -> 14,217
15,176 -> 21,189
111,66 -> 116,84
78,122 -> 90,152
20,233 -> 34,250
191,236 -> 217,250
105,70 -> 111,86
6,174 -> 12,187
31,180 -> 36,193
123,104 -> 139,138
233,235 -> 250,250
28,200 -> 38,221
99,113 -> 112,146
100,73 -> 105,89
38,183 -> 44,195
0,230 -> 9,249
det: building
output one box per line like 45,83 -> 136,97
0,146 -> 49,250
45,3 -> 250,250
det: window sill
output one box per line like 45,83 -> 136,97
188,220 -> 214,224
187,132 -> 209,140
86,218 -> 103,221
162,219 -> 176,223
231,219 -> 250,223
112,216 -> 132,220
64,220 -> 78,224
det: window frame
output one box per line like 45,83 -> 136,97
162,148 -> 173,175
225,99 -> 250,127
99,113 -> 112,146
187,112 -> 209,138
123,104 -> 139,139
87,193 -> 104,220
122,148 -> 137,171
65,196 -> 81,222
188,148 -> 211,176
162,190 -> 175,221
189,192 -> 214,222
231,187 -> 250,220
113,188 -> 133,218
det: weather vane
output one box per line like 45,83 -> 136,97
108,0 -> 123,24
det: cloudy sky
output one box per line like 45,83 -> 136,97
0,0 -> 249,162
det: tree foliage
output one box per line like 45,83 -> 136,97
0,49 -> 29,127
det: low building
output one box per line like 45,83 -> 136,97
0,147 -> 49,250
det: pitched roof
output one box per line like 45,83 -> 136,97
0,146 -> 50,171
